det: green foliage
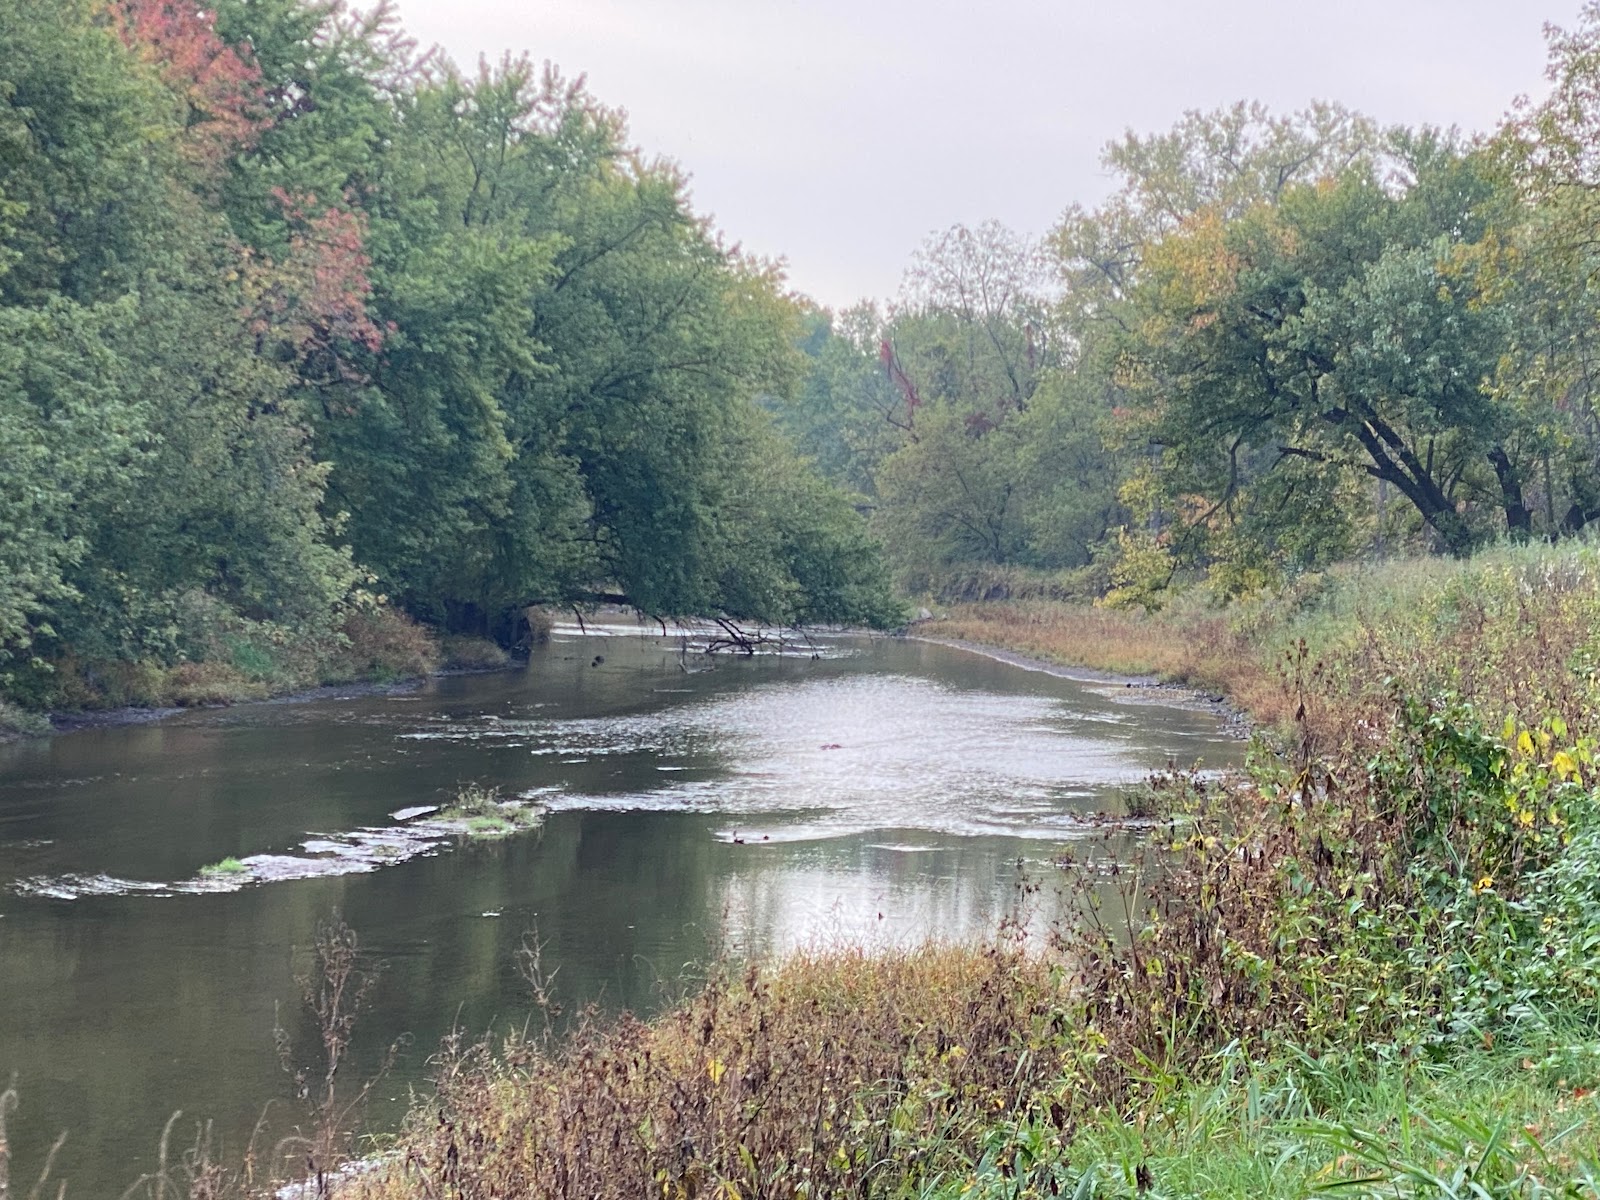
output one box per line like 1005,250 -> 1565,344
0,299 -> 146,657
0,699 -> 47,737
0,0 -> 899,716
787,224 -> 1124,596
1123,143 -> 1518,570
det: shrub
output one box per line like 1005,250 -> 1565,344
164,662 -> 266,707
0,699 -> 48,737
439,635 -> 509,670
331,608 -> 440,683
348,943 -> 1076,1200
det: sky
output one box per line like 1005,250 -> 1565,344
392,0 -> 1586,310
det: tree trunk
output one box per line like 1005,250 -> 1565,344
1488,445 -> 1532,540
1348,419 -> 1474,557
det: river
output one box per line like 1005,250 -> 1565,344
0,623 -> 1239,1193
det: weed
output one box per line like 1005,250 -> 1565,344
465,814 -> 513,837
273,915 -> 400,1195
441,783 -> 503,820
441,783 -> 543,839
348,941 -> 1075,1200
165,662 -> 267,708
333,610 -> 440,683
198,857 -> 248,877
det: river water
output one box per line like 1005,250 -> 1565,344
0,624 -> 1238,1193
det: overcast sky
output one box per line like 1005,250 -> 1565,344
392,1 -> 1585,310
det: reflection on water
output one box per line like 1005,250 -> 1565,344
0,627 -> 1238,1192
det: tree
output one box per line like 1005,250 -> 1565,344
0,300 -> 145,657
1494,1 -> 1600,535
1123,140 -> 1521,567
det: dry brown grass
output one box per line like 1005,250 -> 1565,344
164,661 -> 270,707
348,942 -> 1077,1200
928,601 -> 1293,727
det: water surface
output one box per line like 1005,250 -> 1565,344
0,626 -> 1237,1191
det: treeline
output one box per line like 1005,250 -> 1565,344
779,7 -> 1600,608
0,0 -> 902,715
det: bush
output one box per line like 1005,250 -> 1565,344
439,635 -> 509,670
328,608 -> 441,683
164,662 -> 266,707
0,698 -> 48,737
349,943 -> 1075,1200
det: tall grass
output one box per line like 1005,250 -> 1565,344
349,943 -> 1074,1199
932,539 -> 1600,740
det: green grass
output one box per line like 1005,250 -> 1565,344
442,783 -> 543,839
198,856 -> 248,877
934,1042 -> 1600,1199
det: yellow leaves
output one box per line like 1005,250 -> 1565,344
1553,749 -> 1581,782
1508,714 -> 1592,786
1142,205 -> 1243,315
706,1057 -> 726,1085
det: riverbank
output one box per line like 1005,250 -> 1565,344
913,633 -> 1251,737
333,946 -> 1596,1200
0,608 -> 510,743
317,542 -> 1600,1197
931,542 -> 1600,745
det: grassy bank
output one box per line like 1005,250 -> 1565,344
930,542 -> 1600,741
333,948 -> 1599,1200
0,603 -> 510,736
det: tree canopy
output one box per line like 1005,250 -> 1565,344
0,0 -> 901,709
778,11 -> 1600,607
